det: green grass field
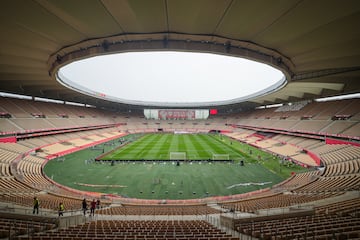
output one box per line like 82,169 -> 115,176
101,133 -> 245,161
43,133 -> 307,199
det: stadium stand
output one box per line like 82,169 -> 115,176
97,204 -> 222,216
15,220 -> 240,240
234,211 -> 360,239
0,91 -> 359,239
0,213 -> 56,239
0,1 -> 359,239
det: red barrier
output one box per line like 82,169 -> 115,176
307,150 -> 321,165
220,130 -> 233,133
0,136 -> 17,143
325,138 -> 360,147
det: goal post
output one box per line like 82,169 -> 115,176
169,152 -> 187,160
212,154 -> 230,160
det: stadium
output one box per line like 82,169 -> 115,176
0,1 -> 359,239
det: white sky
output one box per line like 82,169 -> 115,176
59,51 -> 285,104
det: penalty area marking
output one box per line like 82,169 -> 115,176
226,181 -> 272,189
74,182 -> 127,188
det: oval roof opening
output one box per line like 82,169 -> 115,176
57,51 -> 286,107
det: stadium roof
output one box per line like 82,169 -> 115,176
0,0 -> 359,112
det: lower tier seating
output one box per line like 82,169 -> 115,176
97,205 -> 222,215
15,220 -> 239,240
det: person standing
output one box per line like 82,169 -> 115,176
58,202 -> 64,216
33,197 -> 39,214
82,198 -> 87,216
96,199 -> 100,209
90,199 -> 96,216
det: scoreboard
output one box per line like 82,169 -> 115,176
144,109 -> 212,120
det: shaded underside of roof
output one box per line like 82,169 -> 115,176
0,0 -> 359,111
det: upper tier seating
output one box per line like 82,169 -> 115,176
230,99 -> 360,138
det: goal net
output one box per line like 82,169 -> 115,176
170,152 -> 187,160
212,154 -> 230,160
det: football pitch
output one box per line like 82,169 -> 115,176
44,133 -> 306,199
100,133 -> 245,161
